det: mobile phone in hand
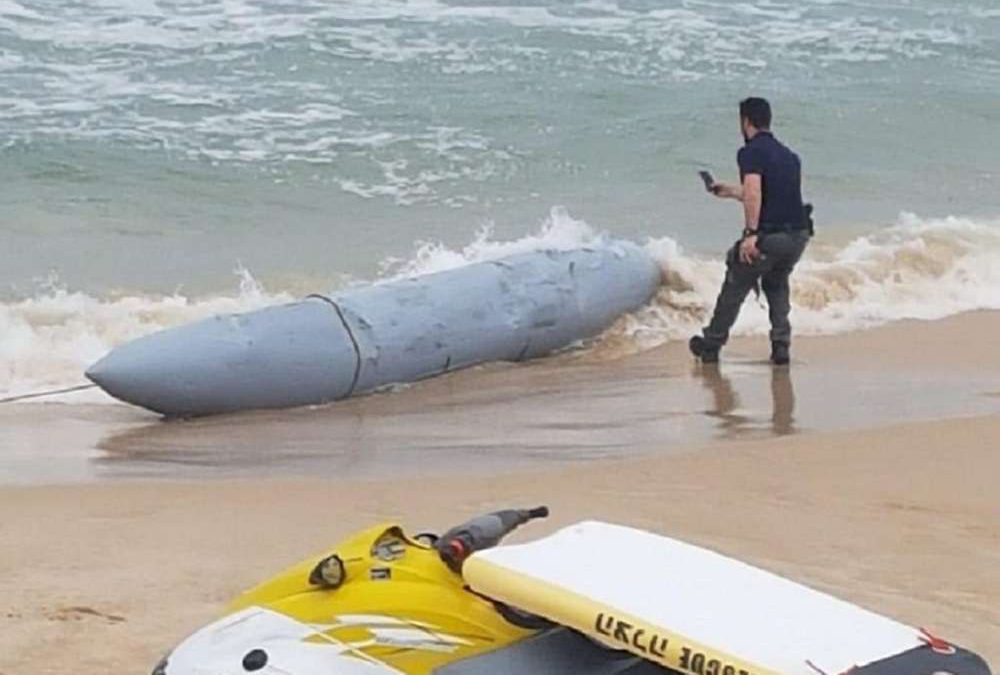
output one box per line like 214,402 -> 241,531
698,170 -> 715,192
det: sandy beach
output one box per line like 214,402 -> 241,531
2,312 -> 999,674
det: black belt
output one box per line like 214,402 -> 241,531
761,203 -> 815,236
759,223 -> 809,235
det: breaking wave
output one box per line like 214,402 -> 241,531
614,212 -> 1000,354
2,209 -> 999,401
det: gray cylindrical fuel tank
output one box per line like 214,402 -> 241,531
86,242 -> 661,416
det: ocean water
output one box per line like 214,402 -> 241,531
2,0 -> 1000,396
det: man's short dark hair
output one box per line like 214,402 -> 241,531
739,97 -> 772,129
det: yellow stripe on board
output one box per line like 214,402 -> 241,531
464,557 -> 785,675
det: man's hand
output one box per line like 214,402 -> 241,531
739,234 -> 760,264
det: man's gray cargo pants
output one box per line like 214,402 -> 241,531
702,229 -> 810,349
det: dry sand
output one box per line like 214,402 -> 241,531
1,312 -> 999,673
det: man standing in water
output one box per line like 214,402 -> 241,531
690,97 -> 811,365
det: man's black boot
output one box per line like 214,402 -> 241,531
771,341 -> 790,366
689,335 -> 720,364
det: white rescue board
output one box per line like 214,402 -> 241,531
464,521 -> 927,675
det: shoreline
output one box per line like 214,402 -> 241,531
1,311 -> 999,486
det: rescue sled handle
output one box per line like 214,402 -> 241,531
435,506 -> 549,572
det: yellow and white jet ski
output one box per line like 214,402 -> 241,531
155,508 -> 992,675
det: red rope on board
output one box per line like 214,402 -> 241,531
919,627 -> 956,655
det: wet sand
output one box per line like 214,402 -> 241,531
1,312 -> 999,484
1,312 -> 999,673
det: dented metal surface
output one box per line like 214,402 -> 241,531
86,242 -> 661,416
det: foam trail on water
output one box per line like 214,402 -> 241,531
3,211 -> 1000,402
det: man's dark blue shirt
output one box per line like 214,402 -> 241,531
737,131 -> 804,232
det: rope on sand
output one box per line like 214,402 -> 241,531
0,383 -> 98,404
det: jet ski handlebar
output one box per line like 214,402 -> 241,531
435,506 -> 549,572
